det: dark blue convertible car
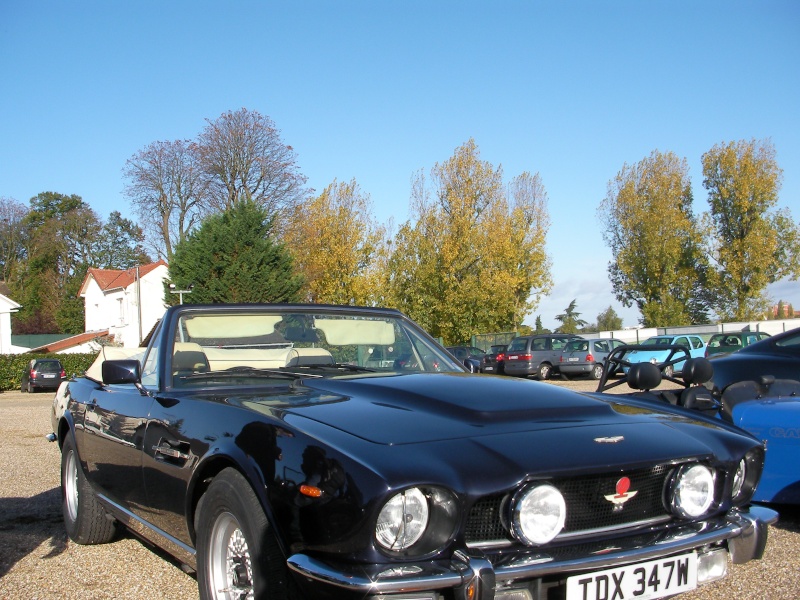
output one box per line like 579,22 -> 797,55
52,304 -> 777,600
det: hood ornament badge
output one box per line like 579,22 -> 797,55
605,476 -> 638,511
594,435 -> 624,444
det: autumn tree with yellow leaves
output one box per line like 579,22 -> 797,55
383,139 -> 551,345
283,179 -> 387,305
701,139 -> 800,321
598,150 -> 708,327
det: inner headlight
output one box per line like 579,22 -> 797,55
376,488 -> 429,551
511,484 -> 566,545
671,464 -> 715,518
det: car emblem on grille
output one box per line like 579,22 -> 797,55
594,435 -> 624,444
604,476 -> 638,511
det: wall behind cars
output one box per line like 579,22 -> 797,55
600,319 -> 799,344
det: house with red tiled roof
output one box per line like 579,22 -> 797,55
28,330 -> 114,354
79,260 -> 169,348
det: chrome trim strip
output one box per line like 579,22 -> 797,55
287,507 -> 778,594
97,493 -> 196,568
466,516 -> 671,548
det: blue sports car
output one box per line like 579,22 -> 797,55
708,327 -> 800,504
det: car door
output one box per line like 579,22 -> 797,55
689,336 -> 701,357
594,340 -> 610,361
141,392 -> 202,547
672,336 -> 691,371
81,378 -> 155,511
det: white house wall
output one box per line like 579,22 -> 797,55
83,265 -> 169,348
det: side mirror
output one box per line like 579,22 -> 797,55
101,360 -> 141,385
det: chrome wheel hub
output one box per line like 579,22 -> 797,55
64,450 -> 78,522
209,512 -> 253,600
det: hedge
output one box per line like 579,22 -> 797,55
0,352 -> 99,392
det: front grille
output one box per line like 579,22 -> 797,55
465,464 -> 673,546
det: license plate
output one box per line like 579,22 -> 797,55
568,357 -> 579,362
509,355 -> 519,360
566,553 -> 697,600
485,367 -> 494,371
42,374 -> 56,378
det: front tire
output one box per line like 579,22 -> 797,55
196,468 -> 298,600
61,437 -> 117,544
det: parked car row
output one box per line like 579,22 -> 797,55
448,329 -> 773,381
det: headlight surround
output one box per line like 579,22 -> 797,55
670,464 -> 716,518
511,483 -> 567,545
731,458 -> 746,499
730,447 -> 765,506
375,486 -> 457,555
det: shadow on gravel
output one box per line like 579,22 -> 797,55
764,503 -> 800,533
0,487 -> 68,578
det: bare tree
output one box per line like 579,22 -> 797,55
123,139 -> 204,260
195,108 -> 309,216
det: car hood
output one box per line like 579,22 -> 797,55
276,373 -> 729,451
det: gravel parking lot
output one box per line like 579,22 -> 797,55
1,381 -> 797,599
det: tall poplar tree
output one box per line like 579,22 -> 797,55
701,139 -> 800,320
598,150 -> 708,327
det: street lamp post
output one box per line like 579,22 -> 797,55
169,284 -> 193,305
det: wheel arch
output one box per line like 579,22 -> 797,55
187,451 -> 281,551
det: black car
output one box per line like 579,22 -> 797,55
708,327 -> 799,395
21,357 -> 66,392
445,345 -> 485,372
52,304 -> 776,600
481,343 -> 508,374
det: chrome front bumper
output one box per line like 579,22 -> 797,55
287,506 -> 778,599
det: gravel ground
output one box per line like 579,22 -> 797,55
1,381 -> 797,599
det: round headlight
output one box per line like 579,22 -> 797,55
732,459 -> 746,500
672,464 -> 715,518
376,488 -> 429,551
512,484 -> 566,545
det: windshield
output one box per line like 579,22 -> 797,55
642,337 -> 673,346
167,306 -> 464,389
564,340 -> 589,352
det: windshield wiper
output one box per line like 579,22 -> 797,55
180,368 -> 319,381
283,363 -> 377,373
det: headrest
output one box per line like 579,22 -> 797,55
681,358 -> 713,385
627,362 -> 662,390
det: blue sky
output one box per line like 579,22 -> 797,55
2,1 -> 798,329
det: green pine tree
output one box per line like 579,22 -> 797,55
168,201 -> 304,304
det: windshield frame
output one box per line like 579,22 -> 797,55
153,303 -> 466,392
